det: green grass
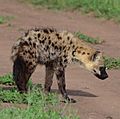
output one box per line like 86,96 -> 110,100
0,107 -> 79,119
0,88 -> 79,119
0,16 -> 6,24
25,0 -> 120,22
0,16 -> 14,24
0,85 -> 57,104
0,73 -> 14,85
75,32 -> 103,44
104,57 -> 120,69
0,73 -> 33,87
0,74 -> 79,119
0,88 -> 27,103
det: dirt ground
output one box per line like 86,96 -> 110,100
0,0 -> 120,119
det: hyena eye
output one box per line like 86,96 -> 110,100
91,51 -> 101,61
93,69 -> 96,73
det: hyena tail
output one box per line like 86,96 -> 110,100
13,56 -> 31,93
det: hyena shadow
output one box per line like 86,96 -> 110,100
52,89 -> 97,97
0,85 -> 97,98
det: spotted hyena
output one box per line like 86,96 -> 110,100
11,28 -> 108,103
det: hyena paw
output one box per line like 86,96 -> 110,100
62,97 -> 76,103
67,97 -> 76,103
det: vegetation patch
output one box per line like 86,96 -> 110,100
0,74 -> 79,119
0,16 -> 6,24
75,32 -> 103,44
104,57 -> 120,69
0,16 -> 14,24
0,88 -> 27,103
25,0 -> 120,22
0,73 -> 14,85
0,87 -> 79,119
0,102 -> 79,119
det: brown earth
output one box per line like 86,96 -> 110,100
0,0 -> 120,119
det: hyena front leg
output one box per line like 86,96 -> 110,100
13,56 -> 36,93
55,67 -> 76,103
44,62 -> 54,93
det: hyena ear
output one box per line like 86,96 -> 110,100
91,51 -> 102,61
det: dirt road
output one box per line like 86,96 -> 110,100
0,0 -> 120,119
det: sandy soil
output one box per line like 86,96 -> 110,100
0,0 -> 120,119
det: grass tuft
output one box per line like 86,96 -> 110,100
0,16 -> 14,24
25,0 -> 120,22
75,32 -> 103,44
104,57 -> 120,69
0,16 -> 6,24
0,73 -> 14,85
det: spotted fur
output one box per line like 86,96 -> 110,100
11,27 -> 108,103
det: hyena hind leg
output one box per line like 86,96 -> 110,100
13,56 -> 36,93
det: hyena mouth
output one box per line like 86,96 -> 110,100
94,67 -> 108,80
94,73 -> 108,80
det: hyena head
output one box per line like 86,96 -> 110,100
73,47 -> 108,80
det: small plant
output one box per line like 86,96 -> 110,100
0,16 -> 5,24
75,32 -> 103,44
104,57 -> 120,69
0,16 -> 14,24
0,88 -> 27,103
0,73 -> 14,85
0,73 -> 33,86
0,85 -> 54,104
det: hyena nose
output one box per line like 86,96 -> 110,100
94,67 -> 108,80
99,67 -> 108,80
100,72 -> 108,80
